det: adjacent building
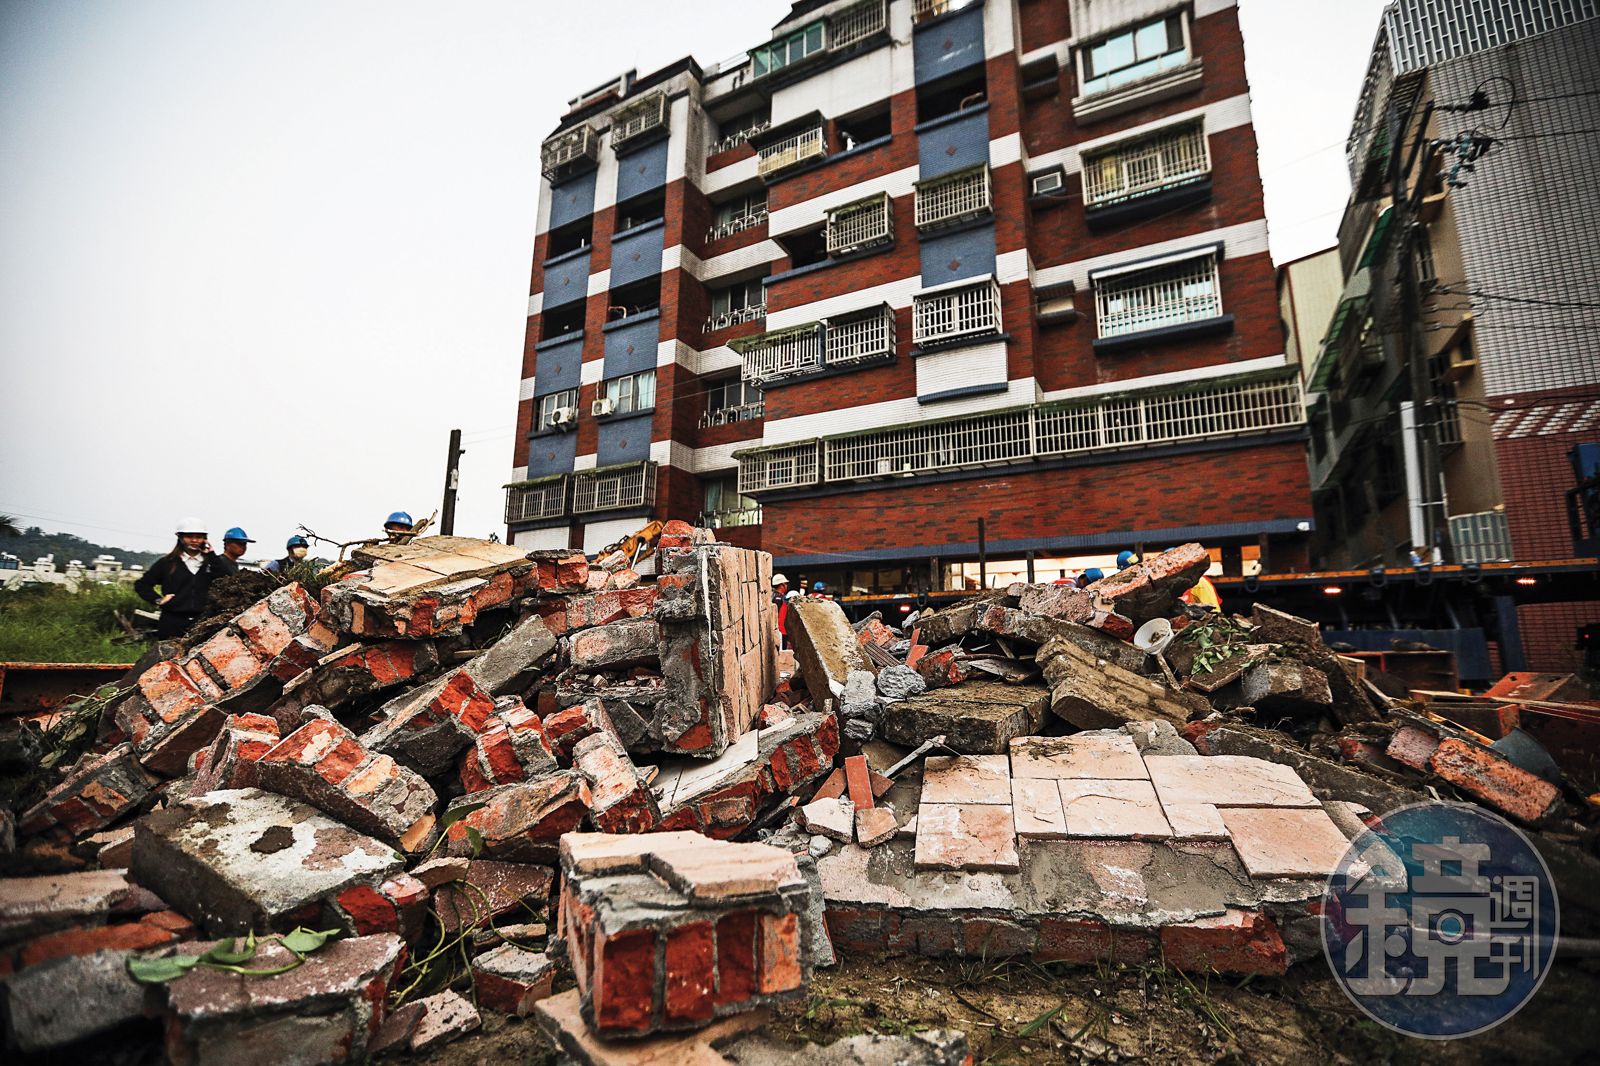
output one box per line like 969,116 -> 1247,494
507,0 -> 1313,594
1304,0 -> 1600,669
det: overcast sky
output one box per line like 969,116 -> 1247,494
0,0 -> 1387,558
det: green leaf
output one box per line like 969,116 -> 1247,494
202,932 -> 257,965
1019,1004 -> 1063,1037
279,927 -> 340,956
440,801 -> 488,830
465,826 -> 485,858
127,954 -> 201,984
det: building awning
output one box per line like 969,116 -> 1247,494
1357,205 -> 1395,270
1307,268 -> 1372,393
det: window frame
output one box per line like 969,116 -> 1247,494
751,20 -> 827,79
711,278 -> 766,318
537,388 -> 579,431
1078,11 -> 1191,98
603,369 -> 657,415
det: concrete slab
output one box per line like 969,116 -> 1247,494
1011,778 -> 1067,839
881,683 -> 1048,755
1009,734 -> 1147,781
920,755 -> 1010,805
1059,780 -> 1172,839
912,804 -> 1018,873
1161,802 -> 1229,840
1219,806 -> 1357,879
1144,755 -> 1320,809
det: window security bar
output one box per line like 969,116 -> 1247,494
737,376 -> 1304,492
571,463 -> 658,514
700,402 -> 766,428
830,0 -> 888,50
504,477 -> 569,523
1094,254 -> 1222,338
1083,123 -> 1210,207
710,122 -> 771,156
827,305 -> 896,366
735,325 -> 825,384
610,92 -> 668,153
825,194 -> 894,255
912,278 -> 1003,346
912,0 -> 953,23
915,166 -> 992,230
699,507 -> 764,529
757,127 -> 825,178
702,303 -> 768,334
706,207 -> 769,242
541,126 -> 600,178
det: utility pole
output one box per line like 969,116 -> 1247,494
977,517 -> 987,590
441,429 -> 462,536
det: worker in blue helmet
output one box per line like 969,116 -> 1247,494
219,527 -> 254,570
265,535 -> 312,575
1077,567 -> 1105,588
1116,550 -> 1138,571
384,511 -> 416,544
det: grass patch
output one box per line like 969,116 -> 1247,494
0,583 -> 150,663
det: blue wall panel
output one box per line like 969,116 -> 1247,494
616,139 -> 669,203
533,334 -> 584,396
917,107 -> 990,179
596,413 -> 653,466
602,313 -> 660,377
548,170 -> 597,231
543,248 -> 591,308
609,222 -> 664,288
913,5 -> 986,84
526,430 -> 577,478
919,223 -> 996,286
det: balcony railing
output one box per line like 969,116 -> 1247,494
913,278 -> 1004,347
710,122 -> 771,156
610,91 -> 668,154
825,193 -> 894,255
830,0 -> 888,49
699,507 -> 764,529
572,462 -> 658,515
706,206 -> 768,242
915,166 -> 991,230
913,0 -> 954,22
734,324 -> 825,384
541,126 -> 600,179
505,476 -> 569,524
700,401 -> 766,427
1083,123 -> 1210,207
736,375 -> 1305,492
1094,254 -> 1222,339
757,127 -> 825,179
827,305 -> 896,366
703,303 -> 767,335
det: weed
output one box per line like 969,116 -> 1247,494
0,583 -> 151,663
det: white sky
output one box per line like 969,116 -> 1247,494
0,0 -> 1387,557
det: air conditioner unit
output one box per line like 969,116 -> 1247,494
550,406 -> 577,426
591,397 -> 617,416
1031,170 -> 1064,195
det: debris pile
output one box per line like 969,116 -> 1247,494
1,528 -> 1594,1062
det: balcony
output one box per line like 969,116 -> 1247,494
825,193 -> 894,256
699,507 -> 763,529
610,91 -> 668,154
734,304 -> 896,385
757,126 -> 825,179
710,122 -> 771,156
912,277 -> 1003,348
827,305 -> 896,367
1083,122 -> 1209,211
702,303 -> 767,335
700,401 -> 766,428
912,0 -> 956,22
915,166 -> 992,230
706,206 -> 768,243
572,462 -> 658,515
1093,252 -> 1224,345
830,0 -> 889,50
735,375 -> 1306,493
505,476 -> 569,524
734,324 -> 824,384
541,125 -> 600,180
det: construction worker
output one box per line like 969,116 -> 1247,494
265,536 -> 311,575
134,518 -> 231,638
220,527 -> 254,569
384,511 -> 416,544
1077,567 -> 1105,588
1116,550 -> 1138,571
1183,574 -> 1222,612
809,580 -> 829,600
772,572 -> 792,648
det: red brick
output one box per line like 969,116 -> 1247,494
1428,738 -> 1562,824
336,884 -> 399,936
593,928 -> 655,1033
1036,918 -> 1155,966
664,920 -> 716,1024
757,912 -> 802,995
714,910 -> 757,1005
843,755 -> 873,812
1160,910 -> 1287,977
1386,726 -> 1441,770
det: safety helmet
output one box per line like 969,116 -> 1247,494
176,516 -> 207,535
1082,567 -> 1105,583
384,511 -> 414,528
1116,550 -> 1136,569
771,573 -> 789,586
223,527 -> 253,544
812,581 -> 826,591
286,535 -> 310,550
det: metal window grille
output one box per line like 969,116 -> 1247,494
915,166 -> 992,230
737,442 -> 820,493
1094,254 -> 1222,338
610,92 -> 668,153
825,194 -> 894,255
830,0 -> 888,49
702,302 -> 768,334
827,305 -> 896,366
734,376 -> 1305,492
735,324 -> 825,384
706,205 -> 769,242
700,507 -> 764,529
504,477 -> 569,523
1448,510 -> 1513,563
541,126 -> 599,178
1082,123 -> 1209,207
913,278 -> 1003,346
700,401 -> 766,427
572,463 -> 658,515
757,127 -> 825,178
710,121 -> 771,156
913,0 -> 953,22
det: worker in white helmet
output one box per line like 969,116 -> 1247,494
133,517 -> 230,638
772,572 -> 792,648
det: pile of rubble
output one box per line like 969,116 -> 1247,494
0,527 -> 1594,1062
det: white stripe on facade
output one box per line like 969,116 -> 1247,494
1033,218 -> 1270,290
761,378 -> 1043,446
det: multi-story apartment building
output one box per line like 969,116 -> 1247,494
1305,0 -> 1599,670
507,0 -> 1313,595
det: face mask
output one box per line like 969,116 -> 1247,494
291,547 -> 308,560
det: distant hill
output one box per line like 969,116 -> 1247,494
0,525 -> 162,570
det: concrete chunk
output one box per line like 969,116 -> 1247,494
789,599 -> 875,708
881,682 -> 1048,755
0,949 -> 148,1052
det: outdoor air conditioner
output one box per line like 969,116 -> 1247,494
591,397 -> 617,416
550,407 -> 577,426
1031,170 -> 1064,195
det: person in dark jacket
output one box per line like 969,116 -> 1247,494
134,517 -> 231,638
264,535 -> 312,575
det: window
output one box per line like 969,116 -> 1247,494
915,166 -> 991,229
836,103 -> 891,150
777,223 -> 828,270
702,477 -> 762,527
1082,122 -> 1209,207
541,303 -> 585,339
705,378 -> 764,425
917,68 -> 987,124
712,279 -> 765,318
1415,229 -> 1437,288
547,219 -> 592,259
1081,13 -> 1188,96
913,278 -> 1004,346
607,278 -> 660,321
713,106 -> 771,154
537,389 -> 579,431
616,192 -> 664,232
708,191 -> 768,241
603,369 -> 656,414
1093,253 -> 1222,338
752,21 -> 826,79
825,194 -> 894,255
